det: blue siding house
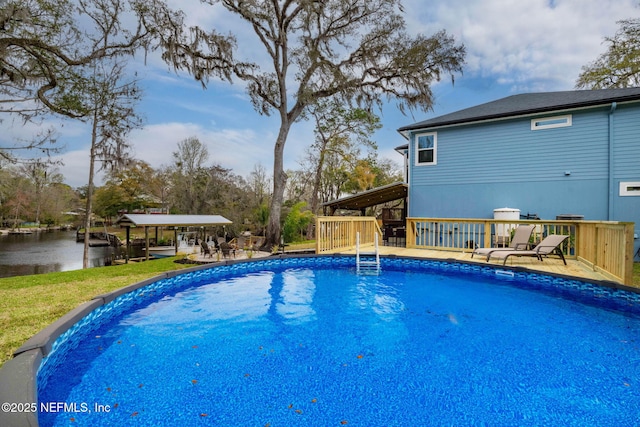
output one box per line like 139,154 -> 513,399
397,88 -> 640,257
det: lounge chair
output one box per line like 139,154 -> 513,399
472,224 -> 535,261
487,234 -> 570,265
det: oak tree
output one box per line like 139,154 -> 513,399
154,0 -> 466,248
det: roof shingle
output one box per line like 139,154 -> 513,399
398,87 -> 640,132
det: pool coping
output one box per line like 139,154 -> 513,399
1,253 -> 637,427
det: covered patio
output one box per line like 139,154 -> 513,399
322,181 -> 408,246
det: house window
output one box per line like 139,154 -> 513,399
531,114 -> 572,130
620,182 -> 640,196
415,132 -> 437,165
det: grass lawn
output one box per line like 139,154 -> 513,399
0,257 -> 192,368
1,257 -> 639,369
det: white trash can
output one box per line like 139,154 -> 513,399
493,208 -> 520,246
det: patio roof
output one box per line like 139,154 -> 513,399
322,182 -> 408,212
116,214 -> 232,228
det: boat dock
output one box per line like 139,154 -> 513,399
76,231 -> 122,247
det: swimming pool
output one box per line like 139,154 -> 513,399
31,257 -> 640,425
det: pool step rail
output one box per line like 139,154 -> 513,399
356,232 -> 380,275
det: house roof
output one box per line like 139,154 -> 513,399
322,182 -> 408,211
116,214 -> 232,228
398,87 -> 640,133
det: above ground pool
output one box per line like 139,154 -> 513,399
35,256 -> 640,426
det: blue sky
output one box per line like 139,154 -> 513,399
4,0 -> 639,188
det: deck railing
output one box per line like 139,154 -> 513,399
315,216 -> 382,254
406,217 -> 634,286
574,221 -> 635,286
316,216 -> 635,286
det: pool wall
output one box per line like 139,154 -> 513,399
1,254 -> 638,427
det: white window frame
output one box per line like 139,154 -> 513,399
531,114 -> 572,130
620,182 -> 640,196
415,132 -> 437,166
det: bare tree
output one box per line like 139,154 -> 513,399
170,136 -> 211,214
247,163 -> 271,208
0,128 -> 60,164
80,59 -> 143,268
155,0 -> 466,248
19,160 -> 53,224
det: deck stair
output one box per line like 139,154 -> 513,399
356,232 -> 380,275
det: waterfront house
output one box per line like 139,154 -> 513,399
396,87 -> 640,257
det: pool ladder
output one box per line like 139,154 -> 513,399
356,232 -> 380,275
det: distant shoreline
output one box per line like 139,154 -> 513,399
0,226 -> 72,235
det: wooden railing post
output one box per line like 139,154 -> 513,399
623,223 -> 635,286
483,220 -> 492,249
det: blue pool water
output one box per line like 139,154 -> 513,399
38,257 -> 640,426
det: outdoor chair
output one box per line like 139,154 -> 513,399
200,241 -> 213,258
236,236 -> 247,251
472,224 -> 536,261
251,237 -> 264,251
220,242 -> 234,258
487,234 -> 570,265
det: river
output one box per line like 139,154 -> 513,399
0,230 -> 123,278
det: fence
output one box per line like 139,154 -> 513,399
406,217 -> 634,286
315,216 -> 382,254
315,216 -> 634,286
574,221 -> 635,286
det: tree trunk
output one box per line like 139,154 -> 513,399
83,114 -> 98,269
306,149 -> 326,239
265,123 -> 292,249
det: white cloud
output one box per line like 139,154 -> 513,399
132,121 -> 276,172
51,121 -> 280,188
406,0 -> 639,92
50,149 -> 95,188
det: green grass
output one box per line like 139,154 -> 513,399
1,257 -> 639,369
0,257 -> 192,368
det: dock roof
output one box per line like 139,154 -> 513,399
116,214 -> 232,228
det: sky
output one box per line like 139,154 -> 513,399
3,0 -> 639,188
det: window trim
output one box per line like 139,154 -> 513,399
620,181 -> 640,196
531,114 -> 572,130
415,132 -> 437,166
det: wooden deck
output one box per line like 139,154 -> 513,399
316,216 -> 635,286
167,245 -> 614,284
340,245 -> 614,283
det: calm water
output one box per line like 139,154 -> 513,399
0,231 -> 118,278
38,262 -> 640,426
